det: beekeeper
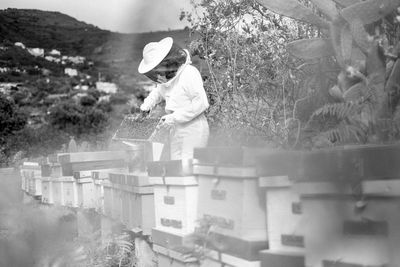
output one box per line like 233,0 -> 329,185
138,37 -> 209,160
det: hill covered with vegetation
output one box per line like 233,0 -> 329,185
0,8 -> 193,165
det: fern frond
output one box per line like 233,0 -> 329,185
320,123 -> 363,143
310,102 -> 358,120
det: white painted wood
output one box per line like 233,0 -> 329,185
62,178 -> 78,207
263,182 -> 304,253
294,181 -> 352,196
41,178 -> 53,204
197,174 -> 267,241
52,178 -> 64,206
149,176 -> 198,186
302,195 -> 397,267
102,180 -> 113,217
193,165 -> 258,178
77,178 -> 96,209
112,186 -> 123,221
259,176 -> 291,188
28,177 -> 42,196
153,244 -> 199,267
362,179 -> 400,196
153,184 -> 198,235
206,250 -> 260,267
59,150 -> 128,163
94,179 -> 104,213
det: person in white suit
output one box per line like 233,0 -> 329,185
138,37 -> 209,160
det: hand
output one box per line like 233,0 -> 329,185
159,114 -> 175,129
140,103 -> 150,112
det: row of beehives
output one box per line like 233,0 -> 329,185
20,145 -> 400,267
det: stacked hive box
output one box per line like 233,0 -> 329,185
256,150 -> 305,267
293,145 -> 399,267
40,157 -> 63,204
107,172 -> 155,235
148,159 -> 200,267
193,147 -> 267,267
20,161 -> 42,197
47,151 -> 126,208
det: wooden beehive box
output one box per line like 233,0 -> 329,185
28,176 -> 42,197
61,176 -> 78,207
153,244 -> 199,267
112,183 -> 155,234
203,249 -> 261,267
102,179 -> 113,217
258,176 -> 305,254
194,163 -> 267,241
94,179 -> 104,213
111,183 -> 123,221
297,181 -> 392,267
58,151 -> 127,176
41,178 -> 53,204
148,160 -> 198,235
76,177 -> 96,209
52,177 -> 64,206
258,250 -> 304,267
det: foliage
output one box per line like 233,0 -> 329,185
0,93 -> 27,166
182,0 -> 311,147
257,0 -> 400,148
48,99 -> 110,138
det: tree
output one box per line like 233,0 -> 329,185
182,0 -> 305,146
0,93 -> 27,166
256,0 -> 400,148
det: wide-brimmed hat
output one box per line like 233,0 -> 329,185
138,37 -> 173,74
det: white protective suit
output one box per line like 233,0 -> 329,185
141,51 -> 209,160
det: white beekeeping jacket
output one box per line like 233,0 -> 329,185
142,51 -> 209,124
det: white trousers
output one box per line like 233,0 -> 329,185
170,114 -> 209,160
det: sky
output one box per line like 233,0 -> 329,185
0,0 -> 193,33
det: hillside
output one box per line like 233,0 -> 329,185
0,8 -> 195,164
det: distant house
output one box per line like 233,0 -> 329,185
45,56 -> 61,63
64,68 -> 78,77
0,82 -> 21,95
67,56 -> 85,65
49,49 -> 61,56
74,84 -> 89,91
14,42 -> 26,49
96,82 -> 118,94
27,48 -> 44,57
0,67 -> 10,73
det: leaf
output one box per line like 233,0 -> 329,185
385,59 -> 400,110
341,0 -> 400,25
309,0 -> 339,20
330,21 -> 345,67
366,42 -> 386,82
349,18 -> 371,53
256,0 -> 329,28
343,82 -> 367,101
332,0 -> 362,7
340,26 -> 353,64
329,84 -> 344,100
294,95 -> 326,123
286,38 -> 335,60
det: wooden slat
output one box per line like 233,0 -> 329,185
147,160 -> 193,177
259,176 -> 291,188
58,151 -> 127,163
259,250 -> 304,267
362,179 -> 400,196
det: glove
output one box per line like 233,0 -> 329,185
140,103 -> 151,112
159,114 -> 175,129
